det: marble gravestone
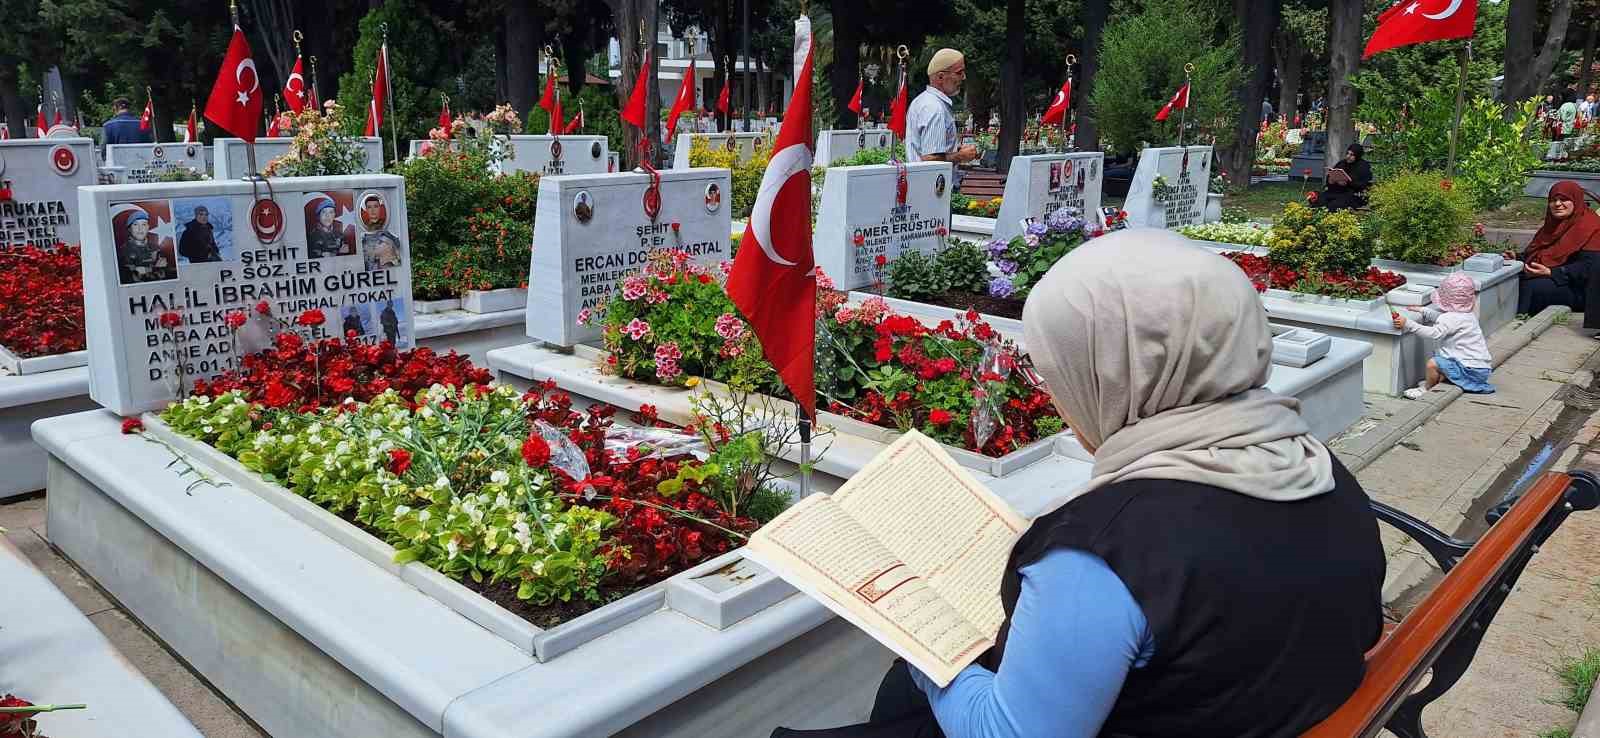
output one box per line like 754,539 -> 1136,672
104,143 -> 207,183
813,130 -> 896,166
497,135 -> 612,176
814,161 -> 954,291
1122,145 -> 1212,230
671,132 -> 768,169
990,152 -> 1105,243
78,174 -> 414,415
527,168 -> 734,347
212,137 -> 384,179
0,137 -> 98,248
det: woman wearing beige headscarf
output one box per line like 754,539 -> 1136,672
777,230 -> 1385,738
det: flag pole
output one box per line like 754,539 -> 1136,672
1177,62 -> 1193,149
382,23 -> 399,165
798,402 -> 812,498
1446,40 -> 1471,177
229,0 -> 260,178
1064,53 -> 1076,152
310,55 -> 321,110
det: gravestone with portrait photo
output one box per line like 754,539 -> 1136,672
497,135 -> 612,176
670,132 -> 768,169
1121,145 -> 1212,229
0,137 -> 98,249
77,174 -> 414,415
814,130 -> 897,166
989,152 -> 1105,243
211,136 -> 384,179
104,143 -> 208,183
527,168 -> 734,346
813,161 -> 954,291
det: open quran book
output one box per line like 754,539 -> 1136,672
746,431 -> 1028,687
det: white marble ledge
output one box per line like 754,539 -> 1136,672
0,535 -> 205,738
413,308 -> 524,340
0,366 -> 91,411
1259,336 -> 1370,398
951,214 -> 997,238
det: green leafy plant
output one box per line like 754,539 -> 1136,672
935,239 -> 991,295
986,208 -> 1092,300
1178,221 -> 1271,247
885,250 -> 943,302
1368,171 -> 1474,265
1089,0 -> 1243,153
1266,201 -> 1375,277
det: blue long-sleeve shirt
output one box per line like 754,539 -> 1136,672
101,112 -> 152,145
910,549 -> 1155,738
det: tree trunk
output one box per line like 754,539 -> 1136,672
1276,33 -> 1303,123
1325,0 -> 1362,170
829,0 -> 860,129
968,73 -> 993,132
495,26 -> 509,104
300,0 -> 339,104
1076,0 -> 1109,152
714,0 -> 733,131
1504,0 -> 1538,103
505,1 -> 541,124
1579,24 -> 1597,98
0,62 -> 23,139
997,0 -> 1025,171
1229,0 -> 1280,186
564,38 -> 589,95
1529,0 -> 1576,103
646,0 -> 663,164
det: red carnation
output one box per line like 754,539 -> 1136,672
698,273 -> 713,284
224,311 -> 248,329
521,434 -> 551,468
120,417 -> 144,434
874,254 -> 887,268
928,408 -> 954,425
297,309 -> 326,327
159,311 -> 183,329
1440,179 -> 1454,191
255,300 -> 272,315
853,233 -> 865,247
387,448 -> 412,475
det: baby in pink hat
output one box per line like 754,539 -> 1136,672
1392,271 -> 1494,398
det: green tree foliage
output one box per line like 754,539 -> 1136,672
336,0 -> 487,156
525,84 -> 624,157
1088,0 -> 1242,153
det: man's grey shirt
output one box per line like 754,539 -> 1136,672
906,87 -> 957,162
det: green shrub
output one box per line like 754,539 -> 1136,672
395,137 -> 539,299
1089,0 -> 1243,153
1266,201 -> 1374,276
885,250 -> 942,301
1368,171 -> 1473,265
935,239 -> 991,295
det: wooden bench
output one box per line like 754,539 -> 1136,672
1303,470 -> 1600,738
958,169 -> 1006,199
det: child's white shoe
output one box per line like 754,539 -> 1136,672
1403,383 -> 1427,400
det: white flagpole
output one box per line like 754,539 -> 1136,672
1177,63 -> 1193,148
382,30 -> 399,165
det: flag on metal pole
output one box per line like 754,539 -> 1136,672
203,22 -> 264,143
888,48 -> 908,140
1364,0 -> 1477,59
666,58 -> 697,141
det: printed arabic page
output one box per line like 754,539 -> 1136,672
832,433 -> 1027,636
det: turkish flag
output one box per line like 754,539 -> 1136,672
539,67 -> 557,114
847,79 -> 864,116
284,55 -> 307,114
1364,0 -> 1477,59
140,98 -> 153,130
888,75 -> 908,140
1154,83 -> 1189,122
551,90 -> 563,136
438,100 -> 452,130
185,106 -> 197,143
666,59 -> 696,142
52,109 -> 62,127
727,16 -> 817,420
34,104 -> 45,137
620,52 -> 652,130
203,26 -> 263,143
717,80 -> 730,116
562,109 -> 583,134
268,113 -> 282,137
364,98 -> 378,136
370,43 -> 389,132
1042,78 -> 1072,125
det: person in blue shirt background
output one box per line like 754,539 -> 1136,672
776,230 -> 1385,738
101,97 -> 153,146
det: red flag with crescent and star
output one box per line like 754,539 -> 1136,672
371,43 -> 389,131
666,59 -> 696,142
1364,0 -> 1477,59
717,79 -> 730,117
621,52 -> 652,131
140,97 -> 153,130
1154,83 -> 1189,122
34,103 -> 45,137
888,73 -> 908,140
439,99 -> 452,129
562,108 -> 583,134
284,55 -> 307,114
727,15 -> 817,420
1042,77 -> 1072,125
204,25 -> 263,143
185,104 -> 198,142
847,78 -> 864,116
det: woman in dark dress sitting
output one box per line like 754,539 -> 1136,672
1313,143 -> 1374,211
774,230 -> 1386,738
1507,180 -> 1600,318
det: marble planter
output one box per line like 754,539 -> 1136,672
1524,169 -> 1600,198
0,367 -> 94,499
1370,259 -> 1524,338
1204,192 -> 1224,223
414,298 -> 462,314
0,345 -> 88,375
414,309 -> 530,368
950,214 -> 997,241
37,409 -> 898,738
461,287 -> 528,314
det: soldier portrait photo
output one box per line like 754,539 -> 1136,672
359,192 -> 388,232
361,231 -> 403,271
174,197 -> 234,265
303,191 -> 356,259
112,201 -> 177,285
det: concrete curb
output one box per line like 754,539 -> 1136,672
1339,305 -> 1572,474
1575,673 -> 1600,738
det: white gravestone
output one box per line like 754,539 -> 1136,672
1122,145 -> 1212,229
671,132 -> 767,169
79,174 -> 414,415
497,135 -> 612,176
0,137 -> 97,248
527,168 -> 734,347
104,143 -> 207,183
814,161 -> 954,291
212,137 -> 384,179
814,130 -> 896,166
990,152 -> 1105,243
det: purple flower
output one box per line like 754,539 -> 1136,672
986,239 -> 1009,258
995,258 -> 1019,274
1023,233 -> 1041,248
988,275 -> 1016,298
1045,207 -> 1084,234
1025,222 -> 1048,237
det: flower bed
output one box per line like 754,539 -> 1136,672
1224,252 -> 1405,300
1177,221 -> 1272,247
951,193 -> 1002,218
1536,158 -> 1600,173
0,245 -> 87,360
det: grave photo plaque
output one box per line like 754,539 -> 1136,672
990,152 -> 1105,243
0,137 -> 98,248
104,143 -> 207,183
814,161 -> 954,291
79,174 -> 413,415
527,168 -> 734,347
671,132 -> 767,169
813,130 -> 896,166
1122,145 -> 1212,229
212,136 -> 384,179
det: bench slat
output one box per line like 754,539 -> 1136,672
1301,472 -> 1574,738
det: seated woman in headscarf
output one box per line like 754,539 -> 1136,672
1506,180 -> 1600,317
773,230 -> 1386,738
1312,143 -> 1373,211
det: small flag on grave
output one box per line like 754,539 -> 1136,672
666,58 -> 696,141
203,23 -> 264,143
1155,83 -> 1189,122
620,52 -> 652,131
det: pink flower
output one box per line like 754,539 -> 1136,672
624,318 -> 652,340
714,313 -> 744,340
621,276 -> 650,301
834,307 -> 856,323
645,288 -> 670,305
815,268 -> 835,291
654,342 -> 684,381
576,307 -> 593,326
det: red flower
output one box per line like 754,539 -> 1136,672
255,300 -> 272,315
297,309 -> 326,327
874,254 -> 888,268
387,448 -> 412,475
1440,179 -> 1454,191
224,311 -> 248,329
672,222 -> 681,232
928,408 -> 954,425
521,434 -> 552,468
1305,191 -> 1319,203
121,417 -> 144,434
159,311 -> 183,329
697,273 -> 713,284
853,232 -> 866,246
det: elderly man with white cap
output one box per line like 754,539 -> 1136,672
906,48 -> 978,166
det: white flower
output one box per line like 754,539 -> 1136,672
446,538 -> 460,560
393,505 -> 412,519
401,427 -> 413,440
335,441 -> 351,455
513,521 -> 533,550
419,406 -> 434,419
202,425 -> 214,434
494,492 -> 510,509
367,428 -> 382,440
418,510 -> 431,522
490,470 -> 510,486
